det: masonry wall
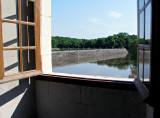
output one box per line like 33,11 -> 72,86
52,49 -> 128,67
36,78 -> 147,118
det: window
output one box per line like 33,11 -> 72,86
138,0 -> 152,82
51,0 -> 137,81
0,0 -> 41,81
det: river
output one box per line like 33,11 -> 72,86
52,54 -> 137,79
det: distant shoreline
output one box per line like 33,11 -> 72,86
52,49 -> 128,67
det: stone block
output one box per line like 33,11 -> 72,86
88,106 -> 130,118
40,35 -> 52,56
36,97 -> 87,118
36,80 -> 49,98
40,0 -> 51,17
40,16 -> 51,37
41,54 -> 52,73
49,82 -> 81,103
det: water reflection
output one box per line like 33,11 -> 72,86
52,55 -> 138,78
91,55 -> 137,78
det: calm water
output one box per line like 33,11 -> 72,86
52,55 -> 137,78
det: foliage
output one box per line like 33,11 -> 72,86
51,32 -> 137,58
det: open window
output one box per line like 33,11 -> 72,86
51,0 -> 138,81
0,0 -> 41,83
134,0 -> 152,100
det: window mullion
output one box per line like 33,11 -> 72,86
0,0 -> 4,79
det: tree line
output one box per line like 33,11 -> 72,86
52,32 -> 137,58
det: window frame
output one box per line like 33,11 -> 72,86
0,0 -> 42,83
137,0 -> 152,82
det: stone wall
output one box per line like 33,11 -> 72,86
36,77 -> 147,118
52,49 -> 128,67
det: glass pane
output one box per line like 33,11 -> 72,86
3,23 -> 19,47
145,3 -> 151,45
4,50 -> 20,75
138,50 -> 143,80
144,50 -> 150,80
22,25 -> 35,46
144,3 -> 151,81
1,0 -> 18,20
22,49 -> 36,71
145,0 -> 148,4
139,11 -> 144,45
139,0 -> 144,10
138,11 -> 144,80
21,0 -> 34,22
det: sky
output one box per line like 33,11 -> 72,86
51,0 -> 137,39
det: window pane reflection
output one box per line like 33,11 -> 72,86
22,49 -> 36,71
139,0 -> 144,10
139,11 -> 144,80
145,0 -> 148,4
145,3 -> 151,44
21,0 -> 34,22
144,3 -> 151,80
139,11 -> 144,45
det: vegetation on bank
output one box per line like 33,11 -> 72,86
51,32 -> 137,59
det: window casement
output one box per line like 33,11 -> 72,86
0,0 -> 41,82
137,0 -> 152,82
134,0 -> 152,101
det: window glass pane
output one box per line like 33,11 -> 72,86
21,0 -> 34,22
145,3 -> 151,45
4,50 -> 20,75
145,0 -> 148,4
22,25 -> 35,46
139,50 -> 143,80
144,50 -> 150,80
139,11 -> 144,80
144,3 -> 151,80
1,0 -> 18,20
3,23 -> 19,47
22,49 -> 36,71
139,0 -> 144,10
139,12 -> 144,44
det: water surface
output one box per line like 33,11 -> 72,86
52,55 -> 137,78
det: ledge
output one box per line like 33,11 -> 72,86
45,72 -> 134,83
37,72 -> 140,91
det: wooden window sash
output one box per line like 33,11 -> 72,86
0,0 -> 41,80
3,46 -> 36,50
28,0 -> 35,2
34,0 -> 41,70
0,0 -> 4,79
2,19 -> 35,26
18,0 -> 23,72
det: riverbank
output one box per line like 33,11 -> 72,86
52,49 -> 128,67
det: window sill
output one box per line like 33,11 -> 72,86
42,72 -> 135,83
36,72 -> 150,91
